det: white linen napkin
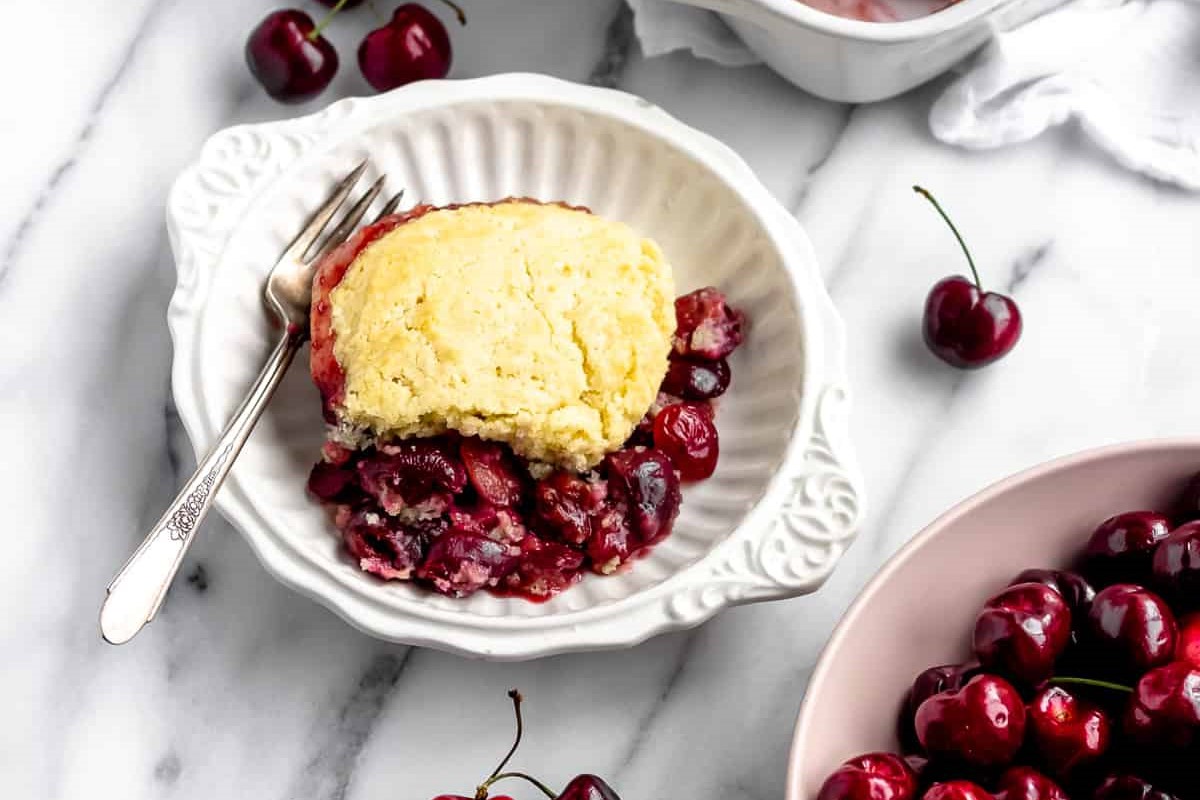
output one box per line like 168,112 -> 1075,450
627,0 -> 1200,190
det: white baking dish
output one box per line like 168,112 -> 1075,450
668,0 -> 1064,102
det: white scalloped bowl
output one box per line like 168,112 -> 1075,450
166,74 -> 863,659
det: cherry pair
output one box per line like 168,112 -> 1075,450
247,0 -> 466,104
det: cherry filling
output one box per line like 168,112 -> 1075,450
308,284 -> 746,600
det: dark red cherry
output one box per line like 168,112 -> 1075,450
605,448 -> 681,546
1087,584 -> 1177,676
816,752 -> 918,800
1027,685 -> 1111,778
533,470 -> 608,546
1093,775 -> 1180,800
922,276 -> 1022,369
460,437 -> 527,507
653,402 -> 719,480
1124,662 -> 1200,750
307,459 -> 359,503
338,506 -> 440,581
1151,521 -> 1200,611
922,782 -> 993,800
661,356 -> 731,400
672,287 -> 746,360
358,4 -> 454,92
500,537 -> 584,600
914,674 -> 1026,768
1176,612 -> 1200,668
913,187 -> 1020,369
994,767 -> 1068,800
974,583 -> 1072,685
416,531 -> 517,597
557,775 -> 621,800
245,10 -> 338,103
901,663 -> 980,752
1011,569 -> 1096,617
1081,511 -> 1172,588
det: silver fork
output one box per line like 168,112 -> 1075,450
100,162 -> 404,645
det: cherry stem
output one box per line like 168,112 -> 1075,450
912,185 -> 982,291
473,690 -> 527,800
488,772 -> 558,800
1050,676 -> 1134,694
435,0 -> 469,25
310,0 -> 352,40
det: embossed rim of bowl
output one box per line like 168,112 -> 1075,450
786,437 -> 1200,797
166,73 -> 864,659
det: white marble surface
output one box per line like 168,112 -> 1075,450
9,1 -> 1200,798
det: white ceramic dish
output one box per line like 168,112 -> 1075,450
166,73 -> 863,660
669,0 -> 1064,102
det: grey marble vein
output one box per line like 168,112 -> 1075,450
588,3 -> 636,89
0,0 -> 172,284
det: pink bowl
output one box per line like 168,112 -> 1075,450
786,438 -> 1200,799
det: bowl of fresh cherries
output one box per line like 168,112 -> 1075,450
789,439 -> 1200,800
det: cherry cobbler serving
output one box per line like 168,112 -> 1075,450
306,199 -> 746,600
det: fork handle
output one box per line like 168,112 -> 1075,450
100,330 -> 305,644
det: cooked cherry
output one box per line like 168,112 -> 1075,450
994,767 -> 1068,800
922,782 -> 994,800
533,471 -> 608,546
914,674 -> 1026,768
1175,612 -> 1200,668
1093,775 -> 1180,800
557,775 -> 622,800
653,402 -> 719,480
1011,569 -> 1096,617
914,187 -> 1021,369
1124,661 -> 1200,750
974,582 -> 1072,685
901,663 -> 980,752
1027,685 -> 1111,778
585,503 -> 633,574
460,437 -> 527,507
605,448 -> 681,546
417,531 -> 517,597
307,459 -> 359,503
338,507 -> 437,580
1087,584 -> 1177,676
1151,521 -> 1200,611
661,357 -> 731,400
1081,511 -> 1172,588
501,537 -> 584,600
245,10 -> 338,103
359,4 -> 455,92
816,752 -> 918,800
356,440 -> 465,516
672,287 -> 746,360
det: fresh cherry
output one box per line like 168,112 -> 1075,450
358,2 -> 466,93
994,767 -> 1068,800
556,775 -> 622,800
661,357 -> 731,400
1175,612 -> 1200,669
1082,511 -> 1173,588
1151,521 -> 1200,611
816,752 -> 918,800
1093,775 -> 1181,800
901,663 -> 980,752
922,782 -> 993,800
1026,685 -> 1111,778
913,186 -> 1021,369
653,402 -> 719,480
974,582 -> 1072,685
1124,662 -> 1200,750
914,674 -> 1027,768
1010,569 -> 1096,618
245,9 -> 338,103
1087,584 -> 1177,676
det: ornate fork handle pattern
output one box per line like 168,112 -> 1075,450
100,331 -> 305,644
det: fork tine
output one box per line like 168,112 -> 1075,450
279,161 -> 368,264
306,175 -> 387,264
374,189 -> 405,222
